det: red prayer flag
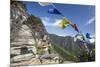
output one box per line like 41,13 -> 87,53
71,24 -> 80,32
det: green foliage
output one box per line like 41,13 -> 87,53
36,47 -> 44,55
26,15 -> 43,26
52,44 -> 78,62
48,45 -> 56,54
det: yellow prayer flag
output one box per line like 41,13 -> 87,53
59,17 -> 70,29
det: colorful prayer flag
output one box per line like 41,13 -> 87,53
71,24 -> 79,32
74,33 -> 85,42
86,33 -> 92,39
48,8 -> 62,15
59,17 -> 70,29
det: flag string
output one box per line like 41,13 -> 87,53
51,3 -> 80,33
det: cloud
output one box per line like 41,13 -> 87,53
89,38 -> 95,43
41,17 -> 62,26
41,17 -> 76,37
86,17 -> 95,25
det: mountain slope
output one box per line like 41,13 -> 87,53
49,34 -> 95,62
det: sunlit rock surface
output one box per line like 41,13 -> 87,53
10,1 -> 59,66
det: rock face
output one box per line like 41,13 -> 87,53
10,1 -> 59,66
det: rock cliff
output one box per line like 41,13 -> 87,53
10,1 -> 59,66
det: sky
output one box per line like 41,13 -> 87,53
23,1 -> 95,37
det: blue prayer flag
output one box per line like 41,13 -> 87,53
48,8 -> 61,15
86,33 -> 92,39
